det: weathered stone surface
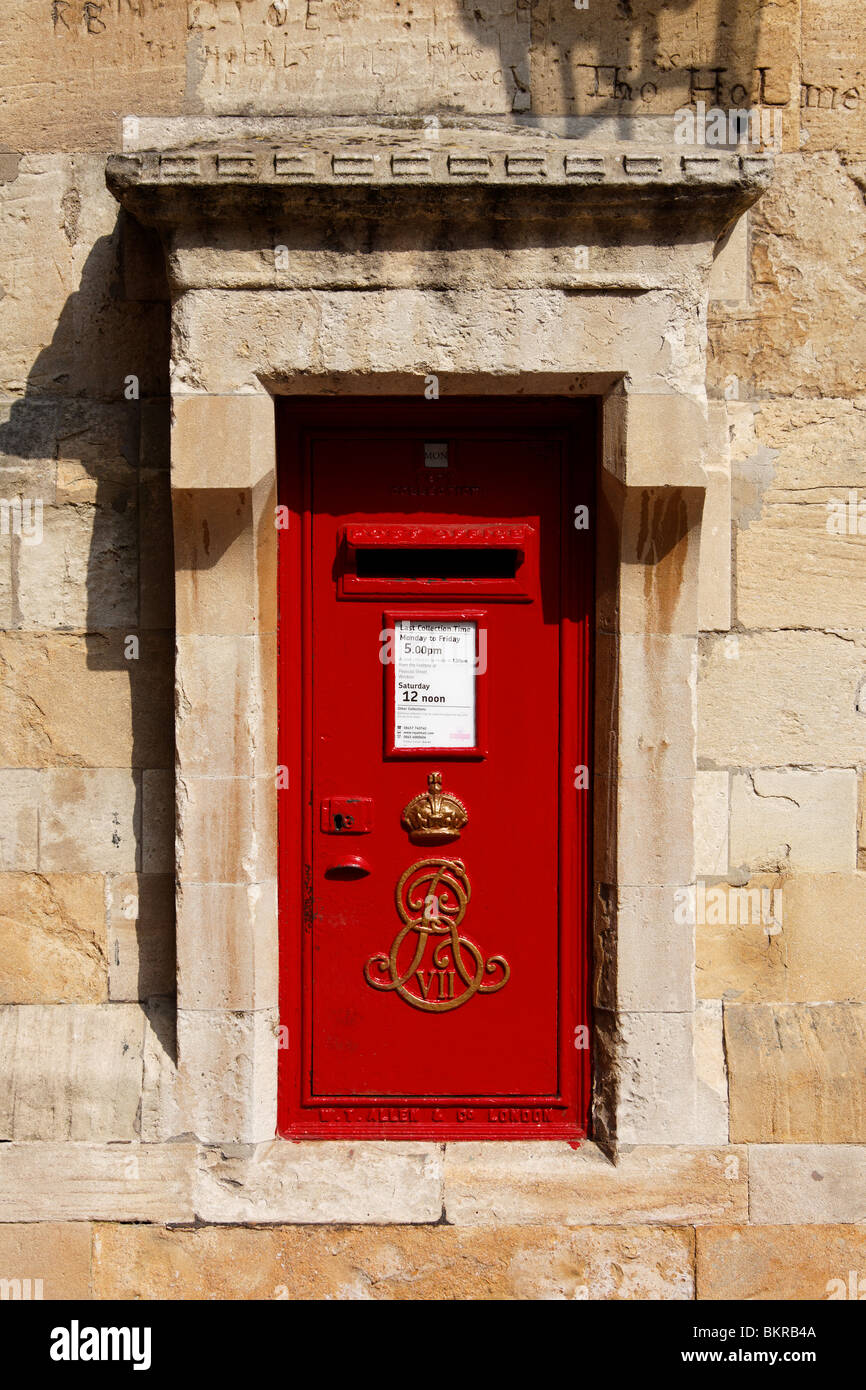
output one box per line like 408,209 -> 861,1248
177,1007 -> 277,1145
140,996 -> 179,1145
38,769 -> 139,873
595,1009 -> 700,1144
725,1002 -> 866,1142
174,286 -> 703,397
595,776 -> 695,888
531,0 -> 798,122
0,872 -> 107,1004
92,1220 -> 693,1300
177,880 -> 277,1012
698,631 -> 866,768
733,396 -> 866,626
594,884 -> 694,1014
729,770 -> 857,874
0,631 -> 173,769
176,775 -> 275,885
138,466 -> 174,629
141,769 -> 174,875
801,0 -> 866,155
0,1143 -> 195,1223
172,394 -> 275,490
14,503 -> 138,630
0,1222 -> 92,1300
709,156 -> 866,399
107,873 -> 175,1002
172,487 -> 261,637
698,1224 -> 866,1300
0,5 -> 185,152
697,872 -> 866,1003
749,1144 -> 866,1224
0,1003 -> 145,1141
695,1000 -> 730,1144
697,424 -> 732,632
694,770 -> 729,875
185,2 -> 529,120
0,769 -> 39,870
176,633 -> 276,780
443,1142 -> 746,1227
196,1140 -> 443,1225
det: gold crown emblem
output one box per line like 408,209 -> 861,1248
401,772 -> 468,844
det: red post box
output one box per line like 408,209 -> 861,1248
278,401 -> 593,1139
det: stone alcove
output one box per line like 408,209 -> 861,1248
107,121 -> 770,1162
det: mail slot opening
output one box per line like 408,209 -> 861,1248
354,547 -> 520,580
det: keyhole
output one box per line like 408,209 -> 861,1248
333,813 -> 345,831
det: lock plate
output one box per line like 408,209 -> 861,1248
319,797 -> 374,834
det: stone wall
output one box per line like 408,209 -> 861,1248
0,1 -> 865,1301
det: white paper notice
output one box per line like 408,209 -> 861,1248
394,620 -> 476,749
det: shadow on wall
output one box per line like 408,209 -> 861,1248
0,204 -> 176,1042
456,0 -> 764,134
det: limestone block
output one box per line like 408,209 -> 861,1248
615,634 -> 697,779
708,217 -> 749,305
595,1009 -> 699,1144
725,1002 -> 866,1142
92,1220 -> 693,1300
443,1142 -> 746,1228
177,880 -> 277,1012
196,1140 -> 443,1226
107,874 -> 175,1002
55,457 -> 136,507
598,479 -> 705,638
733,397 -> 866,627
698,631 -> 866,768
697,872 -> 866,1003
729,770 -> 857,873
0,156 -> 168,396
0,631 -> 173,770
0,769 -> 39,870
0,6 -> 185,151
698,1224 -> 866,1299
176,633 -> 276,780
177,1007 -> 277,1144
0,1142 -> 195,1223
186,2 -> 528,120
0,1003 -> 145,1141
709,156 -> 866,399
749,1144 -> 866,1224
173,287 -> 703,397
14,503 -> 138,630
138,466 -> 174,629
141,769 -> 174,875
801,0 -> 866,154
172,394 -> 275,489
0,872 -> 107,1004
38,769 -> 139,873
602,392 -> 708,490
594,884 -> 694,1014
694,770 -> 729,875
172,487 -> 261,636
531,0 -> 799,123
595,775 -> 695,887
739,504 -> 866,631
694,1000 -> 729,1145
140,996 -> 180,1144
0,1223 -> 92,1300
176,775 -> 275,885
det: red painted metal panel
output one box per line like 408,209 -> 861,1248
277,400 -> 594,1140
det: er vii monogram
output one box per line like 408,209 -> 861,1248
364,858 -> 510,1012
